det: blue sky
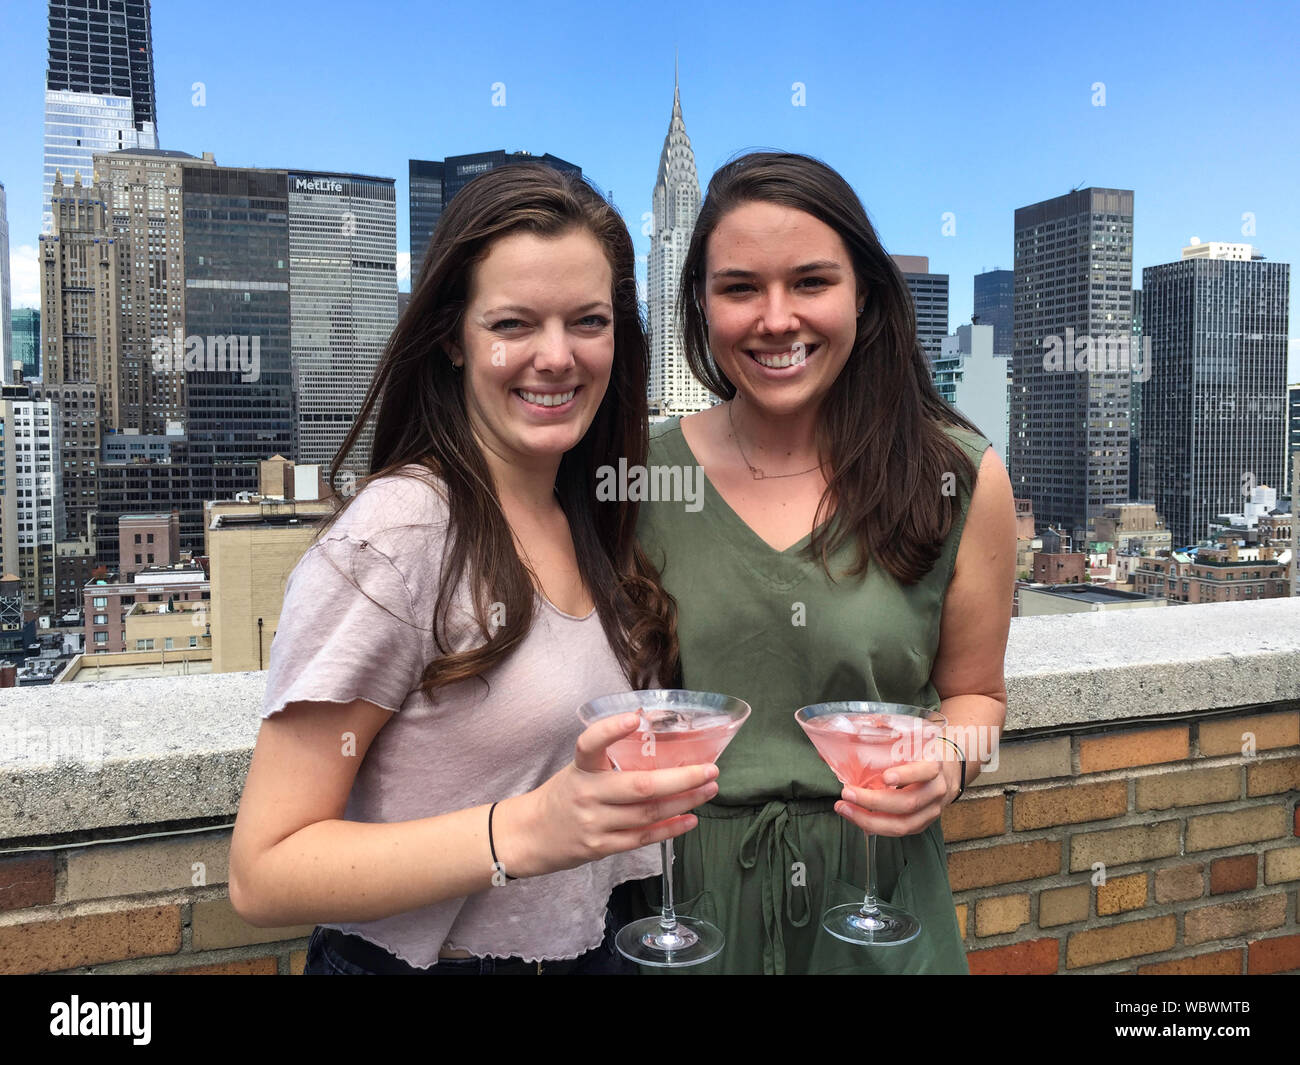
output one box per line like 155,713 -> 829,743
3,0 -> 1298,378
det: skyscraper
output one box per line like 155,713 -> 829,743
40,169 -> 116,547
43,0 -> 159,233
1011,188 -> 1134,542
892,255 -> 949,366
182,162 -> 295,501
1288,383 -> 1300,499
288,170 -> 398,471
408,151 -> 580,288
1130,286 -> 1144,500
98,148 -> 197,433
1140,244 -> 1290,547
648,69 -> 707,415
0,384 -> 64,612
973,269 -> 1013,357
408,159 -> 443,289
11,310 -> 41,382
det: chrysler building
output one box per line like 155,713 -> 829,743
648,67 -> 711,414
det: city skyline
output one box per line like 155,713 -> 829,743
2,0 -> 1299,379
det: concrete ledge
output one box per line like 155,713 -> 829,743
1004,598 -> 1300,729
2,598 -> 1298,840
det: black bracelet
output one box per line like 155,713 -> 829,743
487,801 -> 518,881
938,737 -> 966,802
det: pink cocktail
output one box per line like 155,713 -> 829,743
606,709 -> 741,771
801,712 -> 934,790
796,702 -> 946,947
578,691 -> 750,967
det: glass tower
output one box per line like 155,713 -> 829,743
44,0 -> 159,233
182,164 -> 295,501
974,269 -> 1014,356
12,310 -> 41,382
408,151 -> 580,290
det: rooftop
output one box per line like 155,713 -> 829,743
1,597 -> 1297,977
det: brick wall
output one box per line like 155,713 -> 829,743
2,702 -> 1297,975
0,831 -> 311,974
942,705 -> 1300,974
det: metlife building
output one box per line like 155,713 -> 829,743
286,171 -> 398,473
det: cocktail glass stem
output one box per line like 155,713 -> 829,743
840,831 -> 892,936
658,839 -> 680,936
860,832 -> 884,922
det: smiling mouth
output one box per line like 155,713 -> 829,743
746,344 -> 818,369
514,387 -> 578,407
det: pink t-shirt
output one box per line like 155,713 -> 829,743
260,463 -> 660,967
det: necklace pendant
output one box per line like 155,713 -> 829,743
749,465 -> 764,480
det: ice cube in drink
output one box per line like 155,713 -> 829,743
802,711 -> 931,789
606,707 -> 741,770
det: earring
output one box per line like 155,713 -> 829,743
857,306 -> 865,316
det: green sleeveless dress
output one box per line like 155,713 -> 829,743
627,416 -> 990,975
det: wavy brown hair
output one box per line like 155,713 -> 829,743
317,162 -> 677,699
679,151 -> 985,585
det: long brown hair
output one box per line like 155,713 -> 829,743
320,162 -> 677,699
679,151 -> 985,585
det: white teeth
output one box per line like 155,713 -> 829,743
751,347 -> 809,368
518,389 -> 576,407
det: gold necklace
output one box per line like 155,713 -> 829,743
727,401 -> 823,480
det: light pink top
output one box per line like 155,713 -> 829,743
260,464 -> 660,967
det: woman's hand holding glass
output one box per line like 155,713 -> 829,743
834,749 -> 962,838
492,712 -> 719,879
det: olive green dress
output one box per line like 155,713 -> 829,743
628,417 -> 990,975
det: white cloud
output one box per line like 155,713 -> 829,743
397,251 -> 410,288
10,245 -> 40,309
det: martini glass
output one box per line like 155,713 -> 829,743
795,701 -> 947,946
577,689 -> 750,967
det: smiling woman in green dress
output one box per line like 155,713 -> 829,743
627,151 -> 1018,974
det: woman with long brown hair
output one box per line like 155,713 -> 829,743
626,151 -> 1017,974
229,163 -> 717,974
